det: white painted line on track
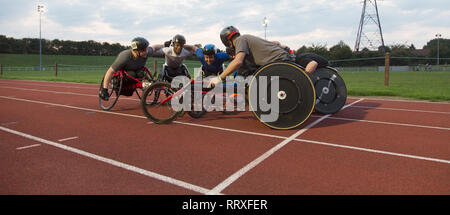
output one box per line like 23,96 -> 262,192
1,96 -> 449,167
350,105 -> 450,114
2,85 -> 449,114
310,115 -> 450,131
58,136 -> 79,142
0,96 -> 146,119
1,121 -> 18,126
0,79 -> 98,86
207,99 -> 364,194
294,138 -> 450,164
348,96 -> 450,105
0,86 -> 140,101
0,126 -> 213,194
16,144 -> 41,150
0,82 -> 97,90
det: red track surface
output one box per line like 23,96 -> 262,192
0,79 -> 449,194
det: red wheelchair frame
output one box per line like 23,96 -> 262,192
99,66 -> 156,111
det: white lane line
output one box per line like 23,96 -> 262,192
0,82 -> 97,90
350,105 -> 450,115
58,136 -> 79,142
207,99 -> 364,194
310,115 -> 450,131
0,96 -> 146,120
0,86 -> 140,101
0,126 -> 212,194
1,121 -> 18,126
294,138 -> 450,164
349,96 -> 450,105
16,144 -> 41,150
0,79 -> 98,87
2,96 -> 449,165
2,85 -> 450,115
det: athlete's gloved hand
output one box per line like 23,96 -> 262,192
164,40 -> 172,47
99,87 -> 110,101
208,76 -> 222,88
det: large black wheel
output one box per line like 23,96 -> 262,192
99,74 -> 123,111
187,93 -> 207,118
310,67 -> 347,114
248,62 -> 316,129
141,82 -> 181,124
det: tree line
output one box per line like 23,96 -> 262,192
296,39 -> 449,67
0,35 -> 128,56
1,35 -> 448,66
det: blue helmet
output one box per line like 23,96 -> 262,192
203,44 -> 217,55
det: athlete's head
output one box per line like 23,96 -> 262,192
131,37 -> 149,58
203,44 -> 217,65
220,26 -> 240,48
172,34 -> 186,55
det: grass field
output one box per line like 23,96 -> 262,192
1,54 -> 449,102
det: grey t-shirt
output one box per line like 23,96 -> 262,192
235,34 -> 289,67
110,48 -> 154,72
154,47 -> 193,68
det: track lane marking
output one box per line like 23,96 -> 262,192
1,85 -> 450,114
58,136 -> 79,142
1,96 -> 449,165
16,144 -> 41,150
350,105 -> 450,114
207,99 -> 364,194
0,126 -> 213,194
310,115 -> 450,131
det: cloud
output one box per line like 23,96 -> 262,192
0,0 -> 449,52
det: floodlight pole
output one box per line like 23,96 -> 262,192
436,33 -> 441,71
38,5 -> 44,71
263,17 -> 268,40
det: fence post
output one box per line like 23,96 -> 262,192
384,52 -> 390,87
54,63 -> 58,77
153,59 -> 157,78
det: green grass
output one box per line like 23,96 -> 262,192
1,54 -> 449,102
339,70 -> 450,102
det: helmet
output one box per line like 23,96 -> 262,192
172,34 -> 186,46
220,26 -> 240,47
131,37 -> 149,51
203,44 -> 217,55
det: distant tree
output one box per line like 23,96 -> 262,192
424,38 -> 450,64
329,41 -> 353,60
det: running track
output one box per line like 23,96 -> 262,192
0,79 -> 449,195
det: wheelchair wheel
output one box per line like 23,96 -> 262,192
135,74 -> 155,100
310,67 -> 347,114
248,62 -> 315,129
141,82 -> 181,124
99,74 -> 123,111
187,93 -> 207,118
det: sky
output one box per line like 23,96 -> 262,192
0,0 -> 449,51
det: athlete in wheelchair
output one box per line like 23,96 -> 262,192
141,26 -> 346,129
154,34 -> 197,83
98,37 -> 156,110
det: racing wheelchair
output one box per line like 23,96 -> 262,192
140,61 -> 314,129
140,61 -> 347,129
99,67 -> 156,111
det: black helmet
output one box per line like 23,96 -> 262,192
172,34 -> 186,46
131,37 -> 149,51
203,44 -> 217,55
220,26 -> 240,48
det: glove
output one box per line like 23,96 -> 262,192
208,76 -> 223,88
164,40 -> 172,47
99,87 -> 110,101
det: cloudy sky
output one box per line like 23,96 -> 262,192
1,0 -> 449,51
